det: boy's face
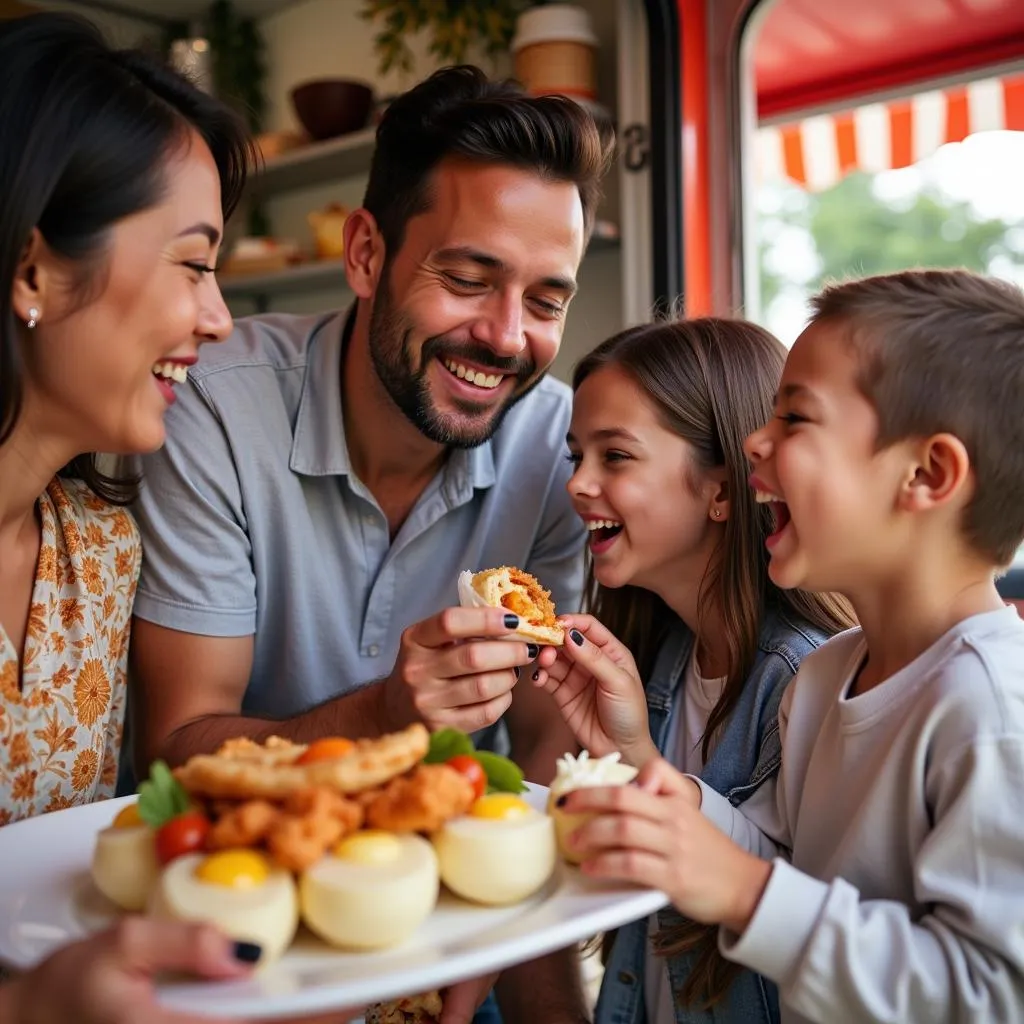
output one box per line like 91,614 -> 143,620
743,321 -> 913,595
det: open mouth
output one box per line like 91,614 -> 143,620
586,518 -> 624,552
754,490 -> 792,544
442,358 -> 505,391
152,361 -> 189,385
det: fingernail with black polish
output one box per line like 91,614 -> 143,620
556,795 -> 568,808
527,643 -> 539,659
570,629 -> 584,646
531,669 -> 540,682
504,613 -> 520,629
514,666 -> 521,680
232,941 -> 262,964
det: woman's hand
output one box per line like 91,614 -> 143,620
533,614 -> 657,766
560,758 -> 772,933
1,917 -> 356,1024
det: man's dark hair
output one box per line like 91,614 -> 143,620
363,65 -> 614,256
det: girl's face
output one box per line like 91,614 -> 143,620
567,365 -> 724,598
13,131 -> 232,460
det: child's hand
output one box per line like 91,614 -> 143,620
534,614 -> 658,766
562,758 -> 773,933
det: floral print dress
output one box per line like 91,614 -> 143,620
0,477 -> 140,826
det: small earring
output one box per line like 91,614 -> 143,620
713,509 -> 722,519
26,307 -> 39,329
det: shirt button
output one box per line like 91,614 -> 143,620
367,644 -> 380,657
617,970 -> 636,985
363,513 -> 375,525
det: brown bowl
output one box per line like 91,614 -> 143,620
290,79 -> 374,141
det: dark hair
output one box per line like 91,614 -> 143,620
810,269 -> 1024,566
0,13 -> 252,504
574,318 -> 855,1007
363,65 -> 614,256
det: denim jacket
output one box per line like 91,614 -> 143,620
594,607 -> 834,1024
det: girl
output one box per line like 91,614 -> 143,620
535,318 -> 854,1024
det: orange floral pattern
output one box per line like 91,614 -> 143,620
0,478 -> 140,824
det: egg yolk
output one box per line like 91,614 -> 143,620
296,737 -> 355,765
194,849 -> 271,888
334,830 -> 402,864
470,794 -> 531,820
112,803 -> 143,828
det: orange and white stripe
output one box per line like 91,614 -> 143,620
756,72 -> 1024,190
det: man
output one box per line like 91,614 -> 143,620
128,66 -> 612,1024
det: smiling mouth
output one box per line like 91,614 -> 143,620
152,361 -> 188,385
442,358 -> 505,390
754,490 -> 791,535
587,518 -> 623,546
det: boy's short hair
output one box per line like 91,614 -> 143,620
809,269 -> 1024,567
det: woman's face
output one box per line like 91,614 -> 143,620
16,130 -> 232,456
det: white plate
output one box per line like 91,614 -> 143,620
0,785 -> 667,1019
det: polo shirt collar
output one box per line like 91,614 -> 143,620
289,306 -> 497,493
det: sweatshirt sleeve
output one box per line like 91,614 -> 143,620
720,736 -> 1024,1023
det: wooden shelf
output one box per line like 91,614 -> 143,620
220,235 -> 620,300
249,129 -> 377,197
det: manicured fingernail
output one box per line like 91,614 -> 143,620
527,643 -> 539,659
514,666 -> 520,680
531,669 -> 540,682
232,941 -> 262,963
570,629 -> 584,646
556,795 -> 568,807
504,613 -> 520,629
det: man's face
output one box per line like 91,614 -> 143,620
368,158 -> 585,447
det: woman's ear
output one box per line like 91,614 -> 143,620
708,469 -> 730,523
11,228 -> 49,327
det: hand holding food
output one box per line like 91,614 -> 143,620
534,614 -> 657,766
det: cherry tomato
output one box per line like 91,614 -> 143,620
446,754 -> 487,801
155,810 -> 210,865
295,737 -> 356,765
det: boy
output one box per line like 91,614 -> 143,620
561,269 -> 1024,1022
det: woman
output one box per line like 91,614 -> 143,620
536,319 -> 855,1023
0,13 -> 361,1023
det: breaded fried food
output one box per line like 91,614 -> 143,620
460,566 -> 564,646
365,990 -> 442,1024
365,763 -> 475,833
267,786 -> 364,871
206,799 -> 279,850
173,723 -> 430,801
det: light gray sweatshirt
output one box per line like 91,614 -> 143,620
695,607 -> 1024,1024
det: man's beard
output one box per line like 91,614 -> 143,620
368,279 -> 544,448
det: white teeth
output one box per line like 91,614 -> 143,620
444,359 -> 503,389
754,489 -> 783,504
152,362 -> 188,384
586,519 -> 623,531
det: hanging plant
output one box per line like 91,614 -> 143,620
360,0 -> 534,77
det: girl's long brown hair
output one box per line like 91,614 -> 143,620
574,318 -> 855,1008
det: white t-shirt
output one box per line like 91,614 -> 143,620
696,607 -> 1024,1024
645,649 -> 727,1024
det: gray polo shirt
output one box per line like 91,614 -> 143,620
131,309 -> 586,719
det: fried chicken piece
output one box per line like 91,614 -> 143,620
466,566 -> 564,646
365,990 -> 442,1024
266,786 -> 364,872
206,799 -> 280,850
365,764 -> 475,833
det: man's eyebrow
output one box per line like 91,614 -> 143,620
434,246 -> 577,296
177,222 -> 221,245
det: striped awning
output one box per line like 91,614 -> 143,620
756,72 -> 1024,191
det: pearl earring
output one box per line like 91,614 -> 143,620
26,307 -> 39,329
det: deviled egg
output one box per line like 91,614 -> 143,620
91,801 -> 160,911
149,848 -> 299,963
547,751 -> 638,865
433,793 -> 556,905
300,830 -> 438,950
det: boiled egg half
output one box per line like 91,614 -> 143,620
300,830 -> 439,950
433,793 -> 556,906
149,848 -> 298,963
91,802 -> 160,912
